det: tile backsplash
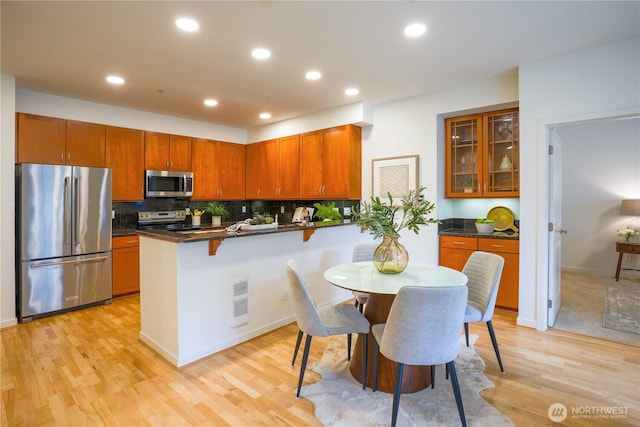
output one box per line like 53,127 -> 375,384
112,199 -> 361,230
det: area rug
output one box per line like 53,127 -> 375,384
299,335 -> 513,427
603,279 -> 640,335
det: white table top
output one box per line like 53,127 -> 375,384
324,261 -> 468,295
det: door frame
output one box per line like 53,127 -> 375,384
535,107 -> 640,331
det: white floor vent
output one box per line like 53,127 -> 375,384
232,279 -> 249,327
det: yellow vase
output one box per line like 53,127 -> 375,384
373,235 -> 409,274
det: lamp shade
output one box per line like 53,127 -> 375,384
620,199 -> 640,215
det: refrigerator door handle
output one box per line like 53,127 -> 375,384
73,176 -> 79,245
64,176 -> 71,245
30,254 -> 110,269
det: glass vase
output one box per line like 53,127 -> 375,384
373,235 -> 409,274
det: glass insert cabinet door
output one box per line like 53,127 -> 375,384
445,108 -> 519,198
445,114 -> 482,197
484,110 -> 519,196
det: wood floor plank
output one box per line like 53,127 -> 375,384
2,289 -> 639,427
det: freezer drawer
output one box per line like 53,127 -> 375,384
19,252 -> 112,321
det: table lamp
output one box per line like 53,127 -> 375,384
620,199 -> 640,232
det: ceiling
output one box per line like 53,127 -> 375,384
2,1 -> 639,129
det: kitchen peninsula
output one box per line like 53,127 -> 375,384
137,222 -> 371,367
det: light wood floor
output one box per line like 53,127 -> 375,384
2,295 -> 639,426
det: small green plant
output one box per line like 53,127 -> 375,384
476,218 -> 495,224
313,202 -> 343,221
205,202 -> 230,218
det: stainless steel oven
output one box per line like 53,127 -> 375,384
145,170 -> 193,198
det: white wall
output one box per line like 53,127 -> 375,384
557,118 -> 640,275
519,36 -> 640,330
0,75 -> 17,328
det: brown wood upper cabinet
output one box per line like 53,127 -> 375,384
192,138 -> 245,200
299,124 -> 361,200
145,132 -> 192,171
106,126 -> 145,201
445,108 -> 519,198
16,113 -> 106,167
246,134 -> 300,199
16,113 -> 66,164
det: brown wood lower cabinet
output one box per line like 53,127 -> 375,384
439,235 -> 519,310
112,236 -> 140,297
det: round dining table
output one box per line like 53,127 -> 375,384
324,261 -> 468,393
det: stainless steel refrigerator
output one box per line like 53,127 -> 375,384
16,163 -> 112,322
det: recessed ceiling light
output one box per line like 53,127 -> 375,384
345,88 -> 359,96
404,23 -> 426,38
259,112 -> 272,120
106,75 -> 124,85
252,48 -> 271,60
204,99 -> 218,107
305,71 -> 322,80
176,18 -> 199,32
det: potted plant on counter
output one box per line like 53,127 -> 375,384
313,202 -> 343,226
475,218 -> 496,234
354,186 -> 438,274
205,202 -> 230,227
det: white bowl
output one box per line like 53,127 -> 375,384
475,222 -> 496,234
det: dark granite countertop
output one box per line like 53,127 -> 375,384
112,228 -> 138,237
439,228 -> 519,240
134,221 -> 357,243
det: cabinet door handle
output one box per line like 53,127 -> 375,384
67,152 -> 71,163
490,244 -> 507,248
452,242 -> 467,245
60,152 -> 64,163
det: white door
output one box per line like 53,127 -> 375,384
548,128 -> 563,326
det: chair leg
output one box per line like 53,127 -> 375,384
464,322 -> 470,347
391,363 -> 404,427
430,365 -> 435,389
372,339 -> 379,392
358,302 -> 364,313
361,333 -> 368,390
292,329 -> 303,366
448,361 -> 467,427
296,335 -> 313,398
347,334 -> 352,361
486,320 -> 505,373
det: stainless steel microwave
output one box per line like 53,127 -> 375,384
145,170 -> 193,198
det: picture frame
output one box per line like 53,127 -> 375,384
372,155 -> 419,204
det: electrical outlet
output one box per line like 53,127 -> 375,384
242,205 -> 247,213
111,209 -> 115,219
280,205 -> 285,214
343,207 -> 351,216
282,288 -> 289,301
185,207 -> 190,215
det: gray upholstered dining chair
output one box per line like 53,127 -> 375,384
285,260 -> 370,398
371,285 -> 469,427
462,251 -> 506,373
351,242 -> 378,312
